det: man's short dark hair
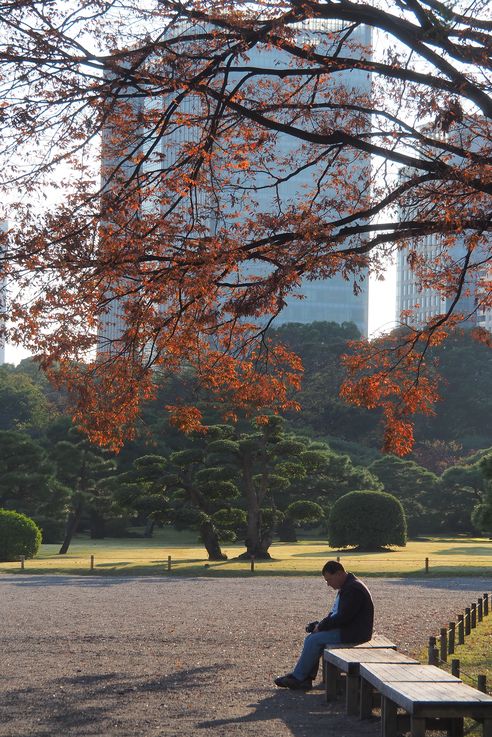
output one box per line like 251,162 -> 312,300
322,560 -> 345,575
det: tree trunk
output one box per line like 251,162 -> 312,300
58,502 -> 83,554
200,519 -> 227,561
144,518 -> 155,538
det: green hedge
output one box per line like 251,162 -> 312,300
0,509 -> 42,561
328,490 -> 407,550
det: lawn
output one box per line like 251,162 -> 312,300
419,602 -> 492,731
1,531 -> 492,576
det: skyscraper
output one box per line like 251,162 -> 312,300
396,124 -> 491,332
99,19 -> 373,351
0,221 -> 7,365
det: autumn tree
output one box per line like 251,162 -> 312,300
1,1 -> 491,451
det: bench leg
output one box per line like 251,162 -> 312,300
360,678 -> 373,719
325,663 -> 339,702
346,673 -> 359,716
448,717 -> 464,737
483,719 -> 492,737
411,716 -> 426,737
381,696 -> 398,737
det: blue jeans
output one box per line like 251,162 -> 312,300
292,629 -> 342,682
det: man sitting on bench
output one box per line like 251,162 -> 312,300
275,560 -> 374,690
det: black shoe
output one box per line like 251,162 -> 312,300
274,674 -> 312,690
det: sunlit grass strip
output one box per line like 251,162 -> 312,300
0,536 -> 492,576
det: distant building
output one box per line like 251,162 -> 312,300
396,125 -> 491,332
0,221 -> 7,364
99,20 -> 373,351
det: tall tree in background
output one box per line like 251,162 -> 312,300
1,0 -> 491,452
472,454 -> 492,537
52,429 -> 117,553
0,430 -> 69,542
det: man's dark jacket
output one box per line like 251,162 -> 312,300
317,573 -> 374,644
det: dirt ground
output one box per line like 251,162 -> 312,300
0,574 -> 490,737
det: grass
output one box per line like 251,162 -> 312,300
1,532 -> 492,577
420,605 -> 492,734
449,615 -> 492,692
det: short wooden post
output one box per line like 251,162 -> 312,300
440,627 -> 448,662
478,675 -> 487,693
448,622 -> 455,655
425,557 -> 429,573
336,556 -> 340,563
484,593 -> 489,616
360,678 -> 373,719
382,697 -> 398,737
428,636 -> 438,665
20,555 -> 25,570
471,603 -> 477,629
167,555 -> 171,572
250,555 -> 255,572
90,555 -> 94,571
465,607 -> 471,636
451,659 -> 460,678
457,614 -> 465,645
478,597 -> 483,622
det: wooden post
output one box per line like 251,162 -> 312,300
428,636 -> 437,665
484,593 -> 489,617
250,555 -> 255,573
425,557 -> 429,573
167,555 -> 171,572
471,603 -> 477,629
20,555 -> 25,570
336,556 -> 340,563
90,555 -> 94,571
440,627 -> 448,662
457,614 -> 465,645
451,659 -> 460,678
448,622 -> 455,655
478,597 -> 483,622
478,675 -> 487,694
465,607 -> 471,636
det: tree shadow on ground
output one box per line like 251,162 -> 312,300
0,574 -> 210,587
382,577 -> 490,591
196,685 -> 379,737
432,547 -> 492,556
0,665 -> 230,737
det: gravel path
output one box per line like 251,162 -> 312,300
0,574 -> 490,737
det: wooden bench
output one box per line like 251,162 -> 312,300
321,635 -> 397,684
359,662 -> 462,721
324,647 -> 419,715
372,678 -> 492,737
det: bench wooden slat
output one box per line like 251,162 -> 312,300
326,635 -> 397,650
360,663 -> 462,690
380,680 -> 492,717
324,647 -> 419,715
325,647 -> 418,674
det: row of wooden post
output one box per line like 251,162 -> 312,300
17,554 -> 256,572
14,553 -> 449,573
428,592 -> 490,693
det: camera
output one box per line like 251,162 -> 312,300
305,620 -> 319,633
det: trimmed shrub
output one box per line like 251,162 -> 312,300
328,490 -> 407,550
0,509 -> 42,561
